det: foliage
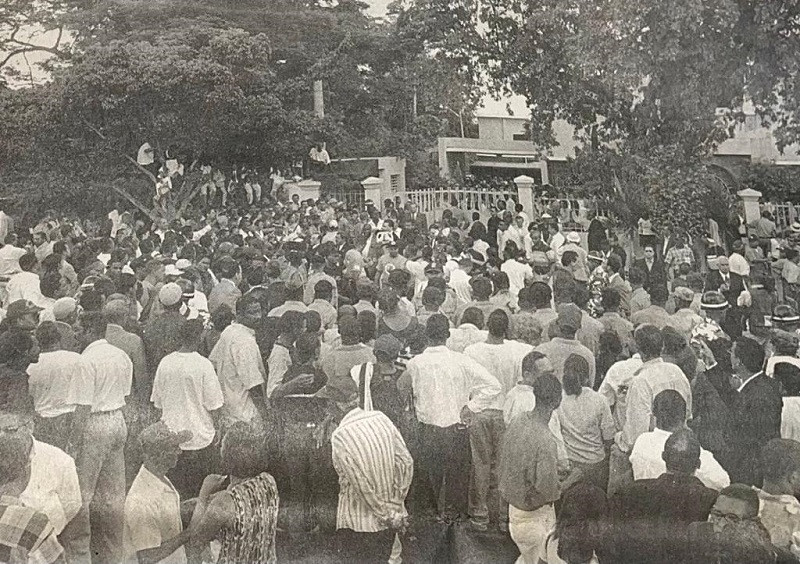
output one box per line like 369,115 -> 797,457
0,0 -> 482,217
739,163 -> 800,204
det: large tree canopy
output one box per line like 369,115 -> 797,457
0,0 -> 481,215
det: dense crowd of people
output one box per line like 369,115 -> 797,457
2,183 -> 800,564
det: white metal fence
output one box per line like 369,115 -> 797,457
764,201 -> 798,231
399,186 -> 518,223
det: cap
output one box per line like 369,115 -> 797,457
52,297 -> 78,321
176,278 -> 195,298
673,286 -> 695,302
139,421 -> 192,453
748,233 -> 759,242
469,249 -> 486,266
791,221 -> 800,234
772,304 -> 800,323
158,282 -> 183,307
175,258 -> 192,271
314,375 -> 359,403
566,231 -> 581,244
556,303 -> 582,331
374,334 -> 402,357
164,264 -> 183,277
6,300 -> 43,321
328,219 -> 339,229
700,290 -> 729,310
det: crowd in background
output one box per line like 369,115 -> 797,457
2,177 -> 800,564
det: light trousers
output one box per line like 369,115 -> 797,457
508,503 -> 556,564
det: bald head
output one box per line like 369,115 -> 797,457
662,429 -> 701,475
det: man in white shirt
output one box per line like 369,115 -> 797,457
630,390 -> 729,490
76,311 -> 133,564
209,294 -> 266,427
123,422 -> 193,564
0,233 -> 26,276
5,252 -> 45,308
151,319 -> 224,500
608,324 -> 692,497
398,314 -> 500,517
27,321 -> 91,453
501,252 -> 534,304
598,353 -> 644,432
464,310 -> 533,531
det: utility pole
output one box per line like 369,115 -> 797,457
313,80 -> 325,118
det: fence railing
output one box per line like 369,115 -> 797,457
764,201 -> 798,231
399,186 -> 518,223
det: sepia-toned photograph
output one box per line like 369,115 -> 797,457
1,0 -> 800,562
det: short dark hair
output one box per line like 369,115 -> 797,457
35,321 -> 61,349
19,253 -> 37,272
215,256 -> 240,280
521,350 -> 547,376
717,484 -> 760,519
761,438 -> 800,482
561,250 -> 578,267
279,310 -> 305,336
634,324 -> 663,358
628,267 -> 645,286
235,293 -> 261,316
0,430 -> 32,485
79,310 -> 108,338
573,286 -> 591,309
460,307 -> 484,329
530,282 -> 552,308
358,310 -> 377,343
653,390 -> 686,430
425,313 -> 451,342
533,374 -> 563,410
295,332 -> 320,361
735,336 -> 765,373
178,318 -> 205,344
486,310 -> 509,338
562,354 -> 590,396
606,254 -> 622,274
314,280 -> 333,300
422,286 -> 445,308
471,277 -> 492,300
601,288 -> 621,310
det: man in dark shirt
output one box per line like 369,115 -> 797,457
486,206 -> 501,248
142,283 -> 187,378
608,429 -> 718,564
0,330 -> 38,416
468,212 -> 487,243
273,332 -> 327,532
729,336 -> 783,486
498,374 -> 562,564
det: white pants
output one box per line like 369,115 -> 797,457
509,504 -> 556,564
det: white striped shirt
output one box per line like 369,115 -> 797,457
331,408 -> 413,533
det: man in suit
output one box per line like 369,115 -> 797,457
704,256 -> 745,338
729,336 -> 783,486
402,201 -> 427,233
608,429 -> 718,564
633,245 -> 668,302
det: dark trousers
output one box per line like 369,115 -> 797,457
282,421 -> 325,531
336,528 -> 395,564
419,422 -> 470,515
168,442 -> 219,500
34,412 -> 74,454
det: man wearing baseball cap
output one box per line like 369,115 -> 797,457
123,422 -> 193,564
143,283 -> 187,376
4,299 -> 43,333
316,375 -> 413,563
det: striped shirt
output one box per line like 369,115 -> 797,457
331,408 -> 413,533
0,496 -> 64,564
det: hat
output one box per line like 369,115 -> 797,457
158,282 -> 183,307
587,250 -> 604,263
383,239 -> 398,247
164,264 -> 183,277
791,221 -> 800,234
469,249 -> 486,266
175,258 -> 192,271
566,231 -> 581,244
374,334 -> 402,358
772,304 -> 800,323
52,297 -> 78,321
80,275 -> 98,291
5,300 -> 43,321
556,303 -> 582,331
700,290 -> 729,310
328,219 -> 339,229
139,421 -> 192,453
314,375 -> 359,403
673,286 -> 695,302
